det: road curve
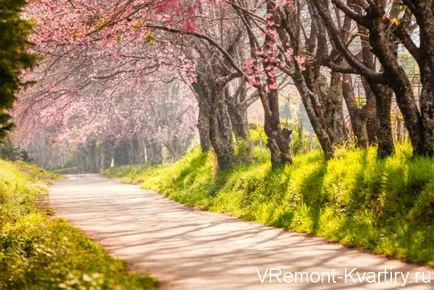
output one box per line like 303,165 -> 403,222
49,174 -> 433,290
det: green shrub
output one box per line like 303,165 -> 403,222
0,139 -> 31,162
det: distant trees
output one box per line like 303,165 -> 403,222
16,66 -> 197,172
14,26 -> 198,172
0,0 -> 36,140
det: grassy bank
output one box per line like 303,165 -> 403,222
0,160 -> 156,289
105,144 -> 434,267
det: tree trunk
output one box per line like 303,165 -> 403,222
264,118 -> 292,167
151,143 -> 163,164
102,140 -> 115,170
275,10 -> 340,158
420,72 -> 434,154
195,85 -> 212,153
369,83 -> 395,158
342,75 -> 369,147
227,86 -> 250,140
262,69 -> 292,167
363,78 -> 378,145
369,11 -> 425,155
209,85 -> 234,170
324,72 -> 346,145
292,69 -> 334,157
245,2 -> 292,168
418,23 -> 434,154
403,0 -> 434,154
114,141 -> 128,166
228,101 -> 249,140
194,62 -> 235,170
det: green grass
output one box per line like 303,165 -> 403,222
105,143 -> 434,267
0,160 -> 156,289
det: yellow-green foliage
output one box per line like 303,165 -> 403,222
0,160 -> 155,289
105,143 -> 434,267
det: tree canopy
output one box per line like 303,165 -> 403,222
9,0 -> 434,170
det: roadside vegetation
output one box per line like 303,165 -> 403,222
0,160 -> 156,289
52,166 -> 79,175
105,138 -> 434,267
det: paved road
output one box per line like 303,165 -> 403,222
50,175 -> 433,290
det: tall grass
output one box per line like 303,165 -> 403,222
0,160 -> 156,289
105,143 -> 434,266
